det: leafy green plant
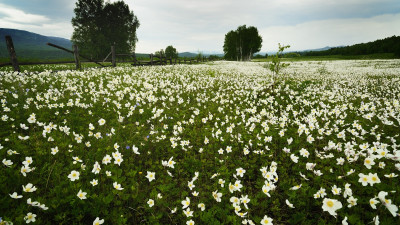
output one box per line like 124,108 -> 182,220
267,43 -> 291,85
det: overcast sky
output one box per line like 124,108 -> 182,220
1,0 -> 399,53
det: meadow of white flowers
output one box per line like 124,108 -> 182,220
1,60 -> 399,224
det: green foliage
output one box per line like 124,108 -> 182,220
165,46 -> 178,59
223,25 -> 262,61
71,0 -> 139,59
267,43 -> 290,83
207,55 -> 222,61
253,54 -> 266,59
196,51 -> 203,60
284,52 -> 300,58
154,49 -> 165,57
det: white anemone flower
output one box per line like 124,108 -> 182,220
9,192 -> 23,199
322,198 -> 342,217
286,199 -> 295,208
378,191 -> 398,217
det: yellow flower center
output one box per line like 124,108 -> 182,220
327,200 -> 334,208
365,159 -> 370,164
372,177 -> 377,181
264,219 -> 269,223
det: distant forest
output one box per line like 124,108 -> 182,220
302,36 -> 400,57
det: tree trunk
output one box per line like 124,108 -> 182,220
73,45 -> 81,70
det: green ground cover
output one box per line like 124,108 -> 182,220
0,60 -> 399,224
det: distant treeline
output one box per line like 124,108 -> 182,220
302,36 -> 400,57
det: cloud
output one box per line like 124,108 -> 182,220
0,0 -> 76,20
0,19 -> 74,40
128,0 -> 400,52
1,0 -> 399,53
0,3 -> 49,24
0,3 -> 74,39
260,13 -> 400,51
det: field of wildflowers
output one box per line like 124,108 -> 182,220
1,60 -> 400,224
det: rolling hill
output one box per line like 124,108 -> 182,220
0,28 -> 73,60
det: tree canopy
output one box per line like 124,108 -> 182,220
71,0 -> 139,59
223,25 -> 262,61
154,49 -> 165,57
165,45 -> 178,59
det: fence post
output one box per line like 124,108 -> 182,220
111,45 -> 116,67
132,52 -> 137,66
73,45 -> 81,70
5,36 -> 20,72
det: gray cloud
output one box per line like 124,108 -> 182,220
1,0 -> 75,20
0,0 -> 399,53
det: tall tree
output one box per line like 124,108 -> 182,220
223,30 -> 238,61
165,45 -> 178,59
71,0 -> 105,59
223,25 -> 262,61
71,0 -> 139,59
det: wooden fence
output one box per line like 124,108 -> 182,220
0,35 -> 213,72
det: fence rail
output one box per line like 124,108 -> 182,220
1,35 -> 215,72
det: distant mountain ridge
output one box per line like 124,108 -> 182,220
0,28 -> 74,60
300,46 -> 340,52
302,36 -> 400,57
178,52 -> 198,57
